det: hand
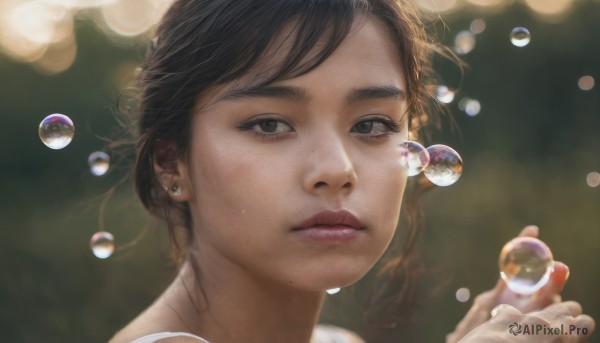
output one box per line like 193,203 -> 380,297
457,301 -> 595,342
446,226 -> 590,342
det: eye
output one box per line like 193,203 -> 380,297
351,117 -> 402,139
253,119 -> 291,134
237,116 -> 295,142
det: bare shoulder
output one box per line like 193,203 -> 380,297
314,324 -> 366,343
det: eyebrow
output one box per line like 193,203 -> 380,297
218,84 -> 406,104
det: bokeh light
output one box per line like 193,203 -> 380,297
413,0 -> 459,13
32,34 -> 77,75
578,75 -> 595,91
454,30 -> 476,55
434,85 -> 455,104
465,0 -> 508,9
586,172 -> 600,187
455,287 -> 471,302
524,0 -> 573,17
101,0 -> 173,37
459,97 -> 482,116
470,18 -> 487,34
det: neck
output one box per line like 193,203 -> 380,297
162,250 -> 326,343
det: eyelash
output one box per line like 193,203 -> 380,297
237,116 -> 403,142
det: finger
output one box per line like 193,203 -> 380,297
549,261 -> 570,293
520,262 -> 570,312
530,301 -> 583,322
518,225 -> 539,238
573,314 -> 595,339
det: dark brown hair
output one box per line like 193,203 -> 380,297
132,0 -> 449,336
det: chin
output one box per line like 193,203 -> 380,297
288,262 -> 372,292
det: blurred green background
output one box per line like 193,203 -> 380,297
0,0 -> 598,342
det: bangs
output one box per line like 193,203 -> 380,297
200,0 -> 370,87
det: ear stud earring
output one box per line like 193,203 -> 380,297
169,183 -> 182,196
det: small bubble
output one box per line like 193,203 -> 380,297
510,27 -> 531,47
435,85 -> 455,103
470,19 -> 486,34
90,231 -> 115,259
88,151 -> 110,176
499,237 -> 554,295
38,113 -> 75,149
326,288 -> 341,295
586,171 -> 600,187
400,141 -> 430,176
578,75 -> 595,91
423,145 -> 463,186
455,287 -> 471,302
454,30 -> 476,55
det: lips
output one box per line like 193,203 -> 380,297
294,209 -> 365,231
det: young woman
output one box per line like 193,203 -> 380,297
110,0 -> 595,342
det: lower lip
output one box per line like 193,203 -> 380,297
294,225 -> 362,243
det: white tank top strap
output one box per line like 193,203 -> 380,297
129,332 -> 211,343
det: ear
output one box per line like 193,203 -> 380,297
153,140 -> 193,202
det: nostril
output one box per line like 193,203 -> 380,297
314,181 -> 327,188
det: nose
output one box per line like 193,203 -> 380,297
302,135 -> 357,197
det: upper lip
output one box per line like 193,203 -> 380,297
295,209 -> 365,230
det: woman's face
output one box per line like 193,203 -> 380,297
180,17 -> 409,291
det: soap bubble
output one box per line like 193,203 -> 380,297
510,27 -> 531,47
326,288 -> 341,295
90,231 -> 115,259
454,30 -> 476,55
499,237 -> 554,295
400,141 -> 430,176
38,113 -> 75,149
423,145 -> 463,186
455,287 -> 471,302
88,151 -> 110,176
434,85 -> 455,104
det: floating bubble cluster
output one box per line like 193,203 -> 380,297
400,142 -> 463,187
326,288 -> 341,295
90,231 -> 115,259
38,113 -> 75,149
510,27 -> 531,47
88,151 -> 110,176
499,237 -> 554,295
455,287 -> 471,302
423,145 -> 463,186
